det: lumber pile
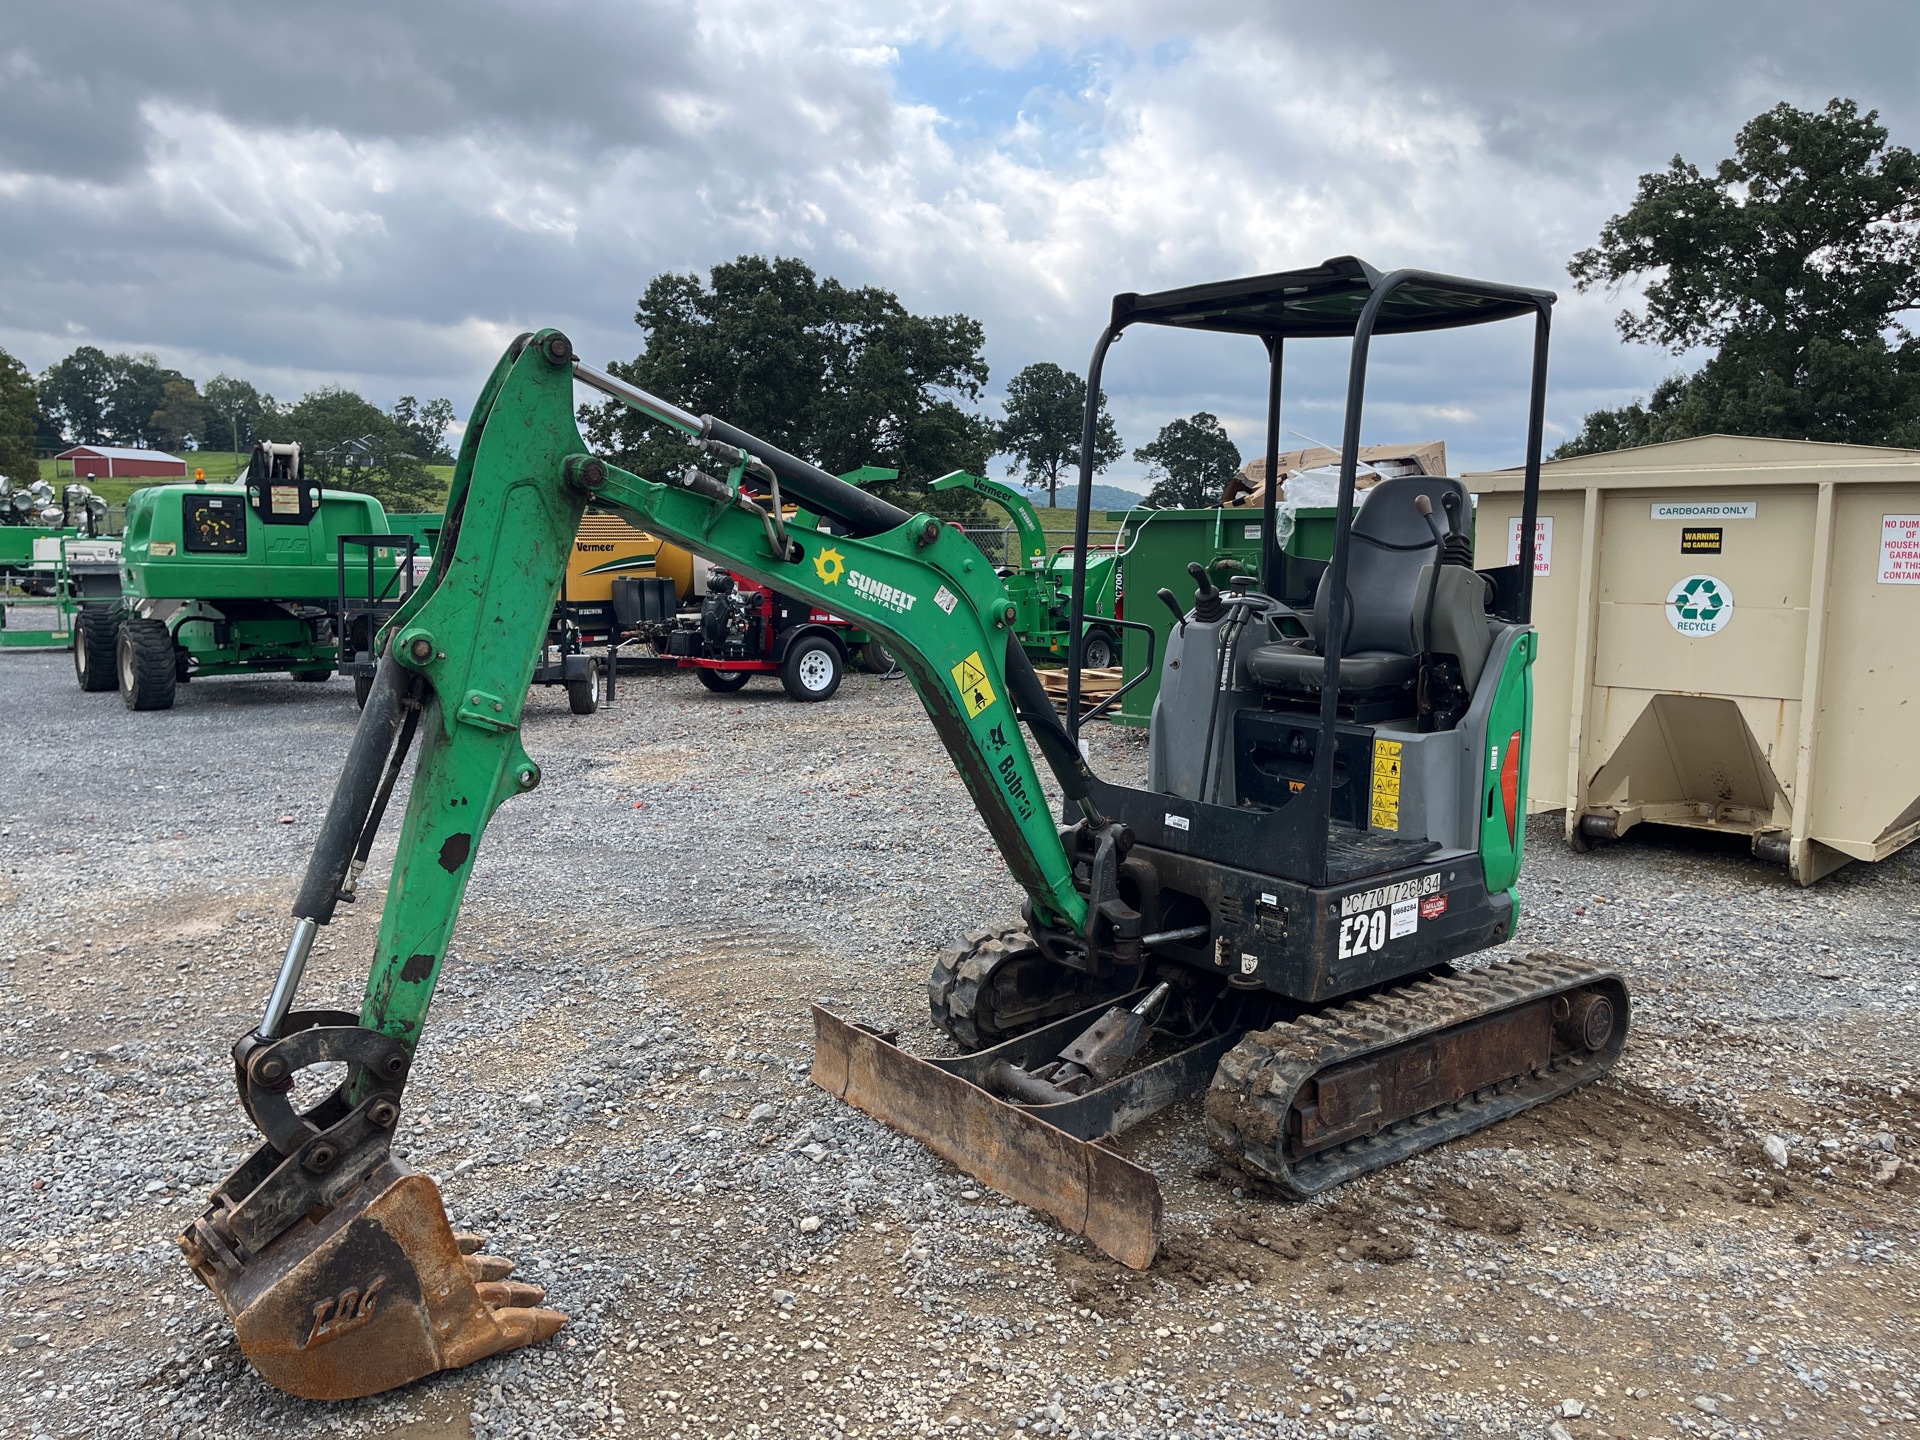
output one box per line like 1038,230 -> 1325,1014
1036,666 -> 1123,715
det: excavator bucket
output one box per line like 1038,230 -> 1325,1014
178,1159 -> 565,1400
810,1006 -> 1163,1269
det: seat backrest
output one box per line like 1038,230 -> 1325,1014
1309,474 -> 1471,655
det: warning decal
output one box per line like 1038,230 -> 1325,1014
1680,527 -> 1723,554
1880,515 -> 1920,585
1371,738 -> 1402,831
951,651 -> 996,718
1505,516 -> 1553,576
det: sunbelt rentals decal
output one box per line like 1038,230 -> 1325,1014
813,545 -> 917,614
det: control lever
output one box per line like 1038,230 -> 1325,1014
1413,493 -> 1449,548
1186,562 -> 1224,622
1156,587 -> 1187,633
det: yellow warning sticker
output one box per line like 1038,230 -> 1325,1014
1371,738 -> 1402,831
951,651 -> 996,718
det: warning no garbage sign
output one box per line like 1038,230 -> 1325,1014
1882,515 -> 1920,585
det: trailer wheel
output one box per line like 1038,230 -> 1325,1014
117,619 -> 178,711
567,664 -> 601,715
859,638 -> 896,674
292,669 -> 333,683
1081,627 -> 1116,670
696,668 -> 751,693
73,611 -> 119,692
353,672 -> 375,709
781,636 -> 842,702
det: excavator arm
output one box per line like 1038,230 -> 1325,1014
178,329 -> 1139,1399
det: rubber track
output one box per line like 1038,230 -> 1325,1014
1204,951 -> 1626,1199
928,923 -> 1132,1053
928,923 -> 1041,1051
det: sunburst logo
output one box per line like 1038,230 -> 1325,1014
814,546 -> 846,584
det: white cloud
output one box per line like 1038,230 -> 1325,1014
0,1 -> 1914,471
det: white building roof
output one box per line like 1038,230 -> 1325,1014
57,445 -> 184,462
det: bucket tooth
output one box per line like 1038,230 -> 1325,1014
178,1160 -> 567,1400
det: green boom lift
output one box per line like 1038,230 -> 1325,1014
179,260 -> 1626,1401
77,445 -> 410,709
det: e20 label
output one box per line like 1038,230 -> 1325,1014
1337,909 -> 1389,959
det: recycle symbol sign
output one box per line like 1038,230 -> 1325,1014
1665,573 -> 1734,635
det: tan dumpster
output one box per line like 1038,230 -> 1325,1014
1466,434 -> 1920,884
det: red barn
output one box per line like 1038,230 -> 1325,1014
55,445 -> 188,480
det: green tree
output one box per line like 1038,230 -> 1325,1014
148,377 -> 208,451
101,352 -> 184,449
39,346 -> 116,445
0,347 -> 38,488
38,347 -> 194,450
202,375 -> 281,452
283,387 -> 445,512
994,362 -> 1122,508
1133,412 -> 1241,509
1563,98 -> 1920,456
582,255 -> 994,520
390,395 -> 457,465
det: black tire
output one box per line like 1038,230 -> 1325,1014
116,619 -> 178,711
567,664 -> 601,715
780,635 -> 842,702
292,669 -> 333,683
353,672 -> 375,709
859,638 -> 896,674
73,611 -> 119,692
696,667 -> 751,693
1081,628 -> 1116,670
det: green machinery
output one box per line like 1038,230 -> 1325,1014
1,481 -> 120,650
179,264 -> 1626,1402
930,470 -> 1124,667
76,445 -> 406,709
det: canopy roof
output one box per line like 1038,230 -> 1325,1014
1110,256 -> 1553,340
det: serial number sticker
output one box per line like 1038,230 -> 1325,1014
1371,738 -> 1402,831
951,652 -> 995,718
1389,896 -> 1418,939
150,541 -> 176,557
1164,813 -> 1191,832
933,585 -> 958,614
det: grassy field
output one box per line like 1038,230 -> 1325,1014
33,454 -> 455,515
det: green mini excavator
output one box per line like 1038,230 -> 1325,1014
179,258 -> 1626,1400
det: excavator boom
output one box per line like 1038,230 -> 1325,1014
179,329 -> 1134,1398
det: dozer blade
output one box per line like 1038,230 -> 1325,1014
811,1005 -> 1164,1269
178,1159 -> 565,1400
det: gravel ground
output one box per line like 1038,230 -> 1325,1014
0,649 -> 1915,1440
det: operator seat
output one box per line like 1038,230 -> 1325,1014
1245,474 -> 1472,706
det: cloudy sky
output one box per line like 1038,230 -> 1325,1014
4,1 -> 1917,484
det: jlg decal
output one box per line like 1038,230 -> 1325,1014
303,1274 -> 387,1349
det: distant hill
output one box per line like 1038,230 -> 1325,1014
1009,482 -> 1150,512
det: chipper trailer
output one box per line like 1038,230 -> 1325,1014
177,258 -> 1626,1400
